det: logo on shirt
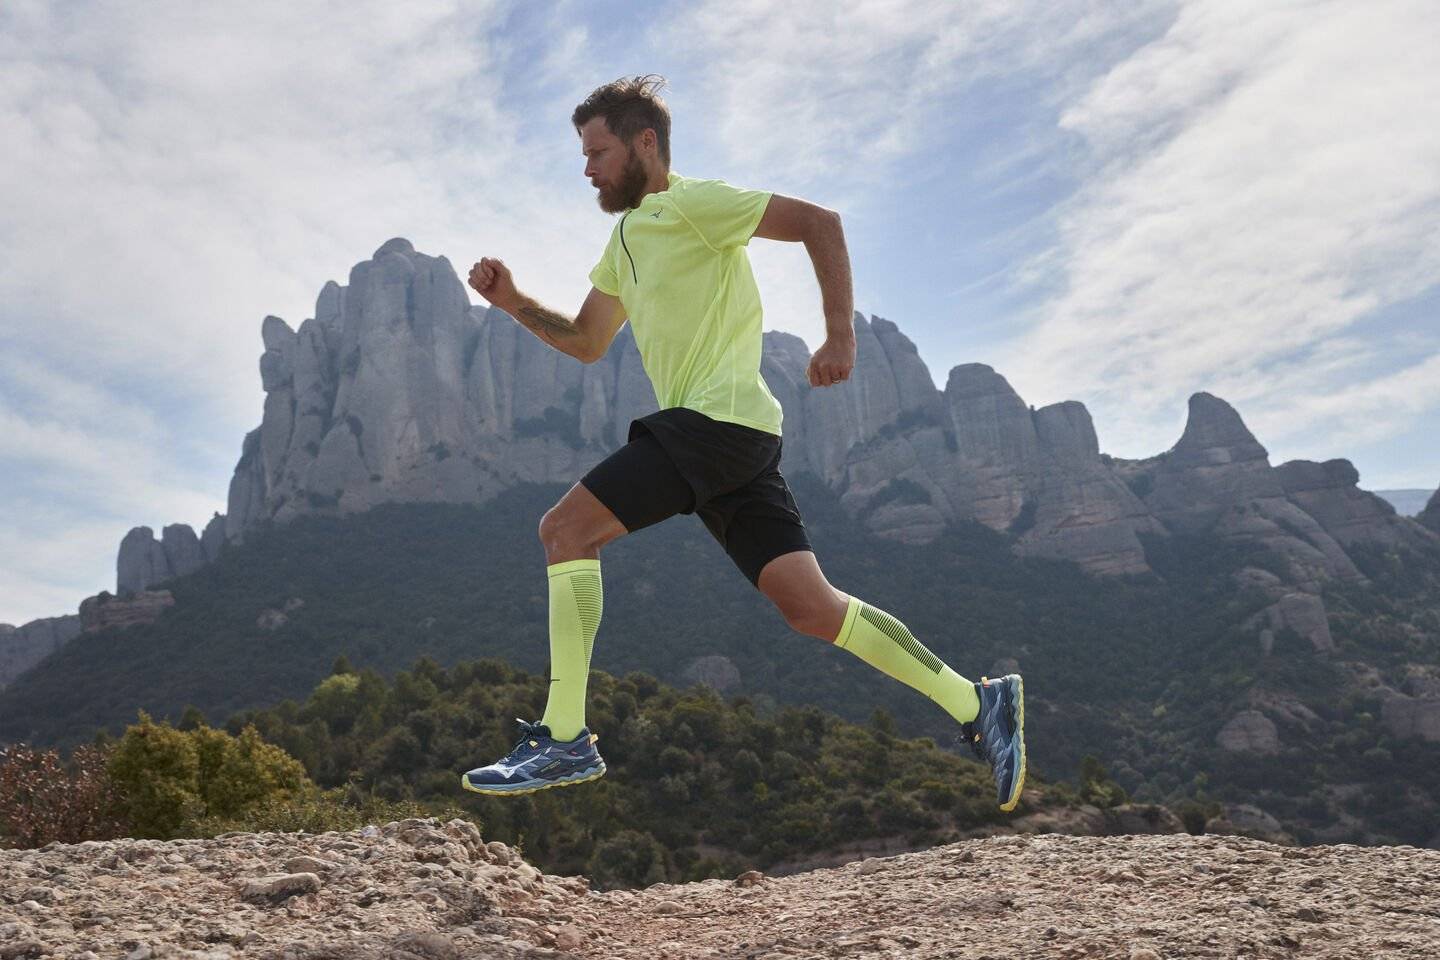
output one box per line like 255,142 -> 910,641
650,208 -> 663,219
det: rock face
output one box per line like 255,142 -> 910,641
4,821 -> 1436,959
1216,710 -> 1280,754
211,253 -> 1172,579
78,591 -> 175,634
1133,394 -> 1364,589
117,516 -> 227,594
0,616 -> 81,690
1381,696 -> 1440,743
103,239 -> 1439,612
1275,459 -> 1430,551
681,655 -> 741,693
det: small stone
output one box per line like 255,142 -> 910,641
1129,950 -> 1162,960
239,872 -> 323,903
652,900 -> 684,915
554,924 -> 586,950
391,932 -> 458,958
857,859 -> 884,875
285,855 -> 332,874
0,944 -> 47,960
734,870 -> 764,887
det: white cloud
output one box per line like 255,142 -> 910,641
1002,0 -> 1440,459
651,0 -> 1175,354
655,0 -> 1171,191
4,0 -> 1436,625
0,0 -> 620,624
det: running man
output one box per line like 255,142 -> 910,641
461,75 -> 1025,811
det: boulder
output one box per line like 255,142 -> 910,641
1381,695 -> 1440,742
79,590 -> 175,634
682,655 -> 741,693
1216,710 -> 1280,754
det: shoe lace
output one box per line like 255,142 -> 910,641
958,722 -> 986,763
503,718 -> 547,760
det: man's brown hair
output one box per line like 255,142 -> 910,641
572,74 -> 672,167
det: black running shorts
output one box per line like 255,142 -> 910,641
578,406 -> 813,586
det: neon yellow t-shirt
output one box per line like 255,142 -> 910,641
588,170 -> 783,436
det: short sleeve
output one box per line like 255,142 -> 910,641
678,178 -> 773,249
588,226 -> 620,295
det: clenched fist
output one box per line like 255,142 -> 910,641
807,336 -> 856,387
468,257 -> 517,309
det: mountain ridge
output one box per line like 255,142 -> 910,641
7,237 -> 1435,663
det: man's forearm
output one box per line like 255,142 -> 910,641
804,213 -> 856,342
500,292 -> 587,360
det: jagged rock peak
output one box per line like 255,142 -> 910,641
1171,392 -> 1268,466
944,362 -> 1023,401
374,237 -> 416,258
1033,401 -> 1099,461
1274,458 -> 1364,495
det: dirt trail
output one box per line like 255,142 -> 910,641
3,820 -> 1437,959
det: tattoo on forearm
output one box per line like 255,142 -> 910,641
517,302 -> 580,338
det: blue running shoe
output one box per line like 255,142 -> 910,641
961,674 -> 1026,811
461,719 -> 607,796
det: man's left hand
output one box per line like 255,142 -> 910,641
807,337 -> 856,387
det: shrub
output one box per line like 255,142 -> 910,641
0,742 -> 125,848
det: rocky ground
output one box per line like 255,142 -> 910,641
2,819 -> 1437,959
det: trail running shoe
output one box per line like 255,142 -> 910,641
961,674 -> 1026,812
461,719 -> 606,796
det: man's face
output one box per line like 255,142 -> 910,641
580,117 -> 650,214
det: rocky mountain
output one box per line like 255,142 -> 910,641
3,817 -> 1436,959
81,238 -> 1431,680
0,617 -> 80,691
10,237 -> 1434,710
110,238 -> 1435,589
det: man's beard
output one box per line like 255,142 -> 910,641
597,147 -> 649,214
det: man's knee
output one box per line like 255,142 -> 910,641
538,493 -> 624,559
773,592 -> 845,640
538,504 -> 587,554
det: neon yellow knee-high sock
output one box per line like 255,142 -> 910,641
834,594 -> 979,724
539,559 -> 602,741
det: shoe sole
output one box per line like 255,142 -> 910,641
460,761 -> 607,796
1000,674 -> 1026,812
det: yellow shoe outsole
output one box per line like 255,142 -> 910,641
999,674 -> 1026,812
460,763 -> 607,796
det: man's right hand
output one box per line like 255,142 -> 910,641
469,257 -> 518,310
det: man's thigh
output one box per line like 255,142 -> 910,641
698,464 -> 813,587
576,429 -> 695,533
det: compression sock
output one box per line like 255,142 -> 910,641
834,594 -> 980,724
539,558 -> 603,742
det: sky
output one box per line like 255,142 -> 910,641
2,0 -> 1437,626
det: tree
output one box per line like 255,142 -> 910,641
107,711 -> 203,838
